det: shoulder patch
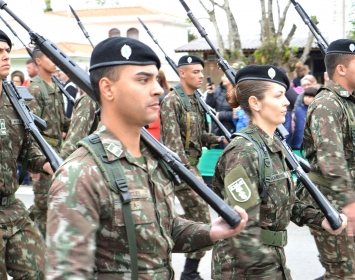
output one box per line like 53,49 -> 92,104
224,165 -> 260,210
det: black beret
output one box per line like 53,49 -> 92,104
326,39 -> 355,55
177,55 -> 204,68
0,30 -> 11,50
235,65 -> 289,90
89,37 -> 160,71
303,87 -> 318,97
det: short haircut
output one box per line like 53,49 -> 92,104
89,65 -> 123,105
26,58 -> 35,65
325,53 -> 355,79
32,50 -> 44,65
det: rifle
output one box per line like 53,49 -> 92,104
291,0 -> 328,55
0,15 -> 75,106
179,0 -> 342,230
2,79 -> 63,171
0,1 -> 241,228
69,5 -> 95,48
138,17 -> 231,141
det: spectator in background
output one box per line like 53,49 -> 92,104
292,87 -> 317,150
279,66 -> 298,144
59,70 -> 78,118
232,106 -> 249,131
147,69 -> 170,141
292,62 -> 310,94
11,70 -> 25,87
23,58 -> 38,88
293,74 -> 319,112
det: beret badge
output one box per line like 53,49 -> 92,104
268,68 -> 276,79
350,44 -> 355,52
121,44 -> 132,60
187,57 -> 192,63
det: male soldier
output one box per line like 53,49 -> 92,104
0,30 -> 53,279
160,55 -> 229,280
27,46 -> 71,238
46,37 -> 247,279
299,39 -> 355,279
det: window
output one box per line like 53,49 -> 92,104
109,28 -> 121,37
127,28 -> 139,40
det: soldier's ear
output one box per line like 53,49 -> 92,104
248,96 -> 260,113
99,77 -> 114,102
336,64 -> 347,77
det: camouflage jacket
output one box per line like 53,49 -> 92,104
27,76 -> 71,142
0,89 -> 46,223
212,123 -> 324,279
60,94 -> 99,160
46,123 -> 214,280
301,80 -> 355,210
160,85 -> 219,174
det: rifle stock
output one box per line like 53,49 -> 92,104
179,0 -> 342,230
0,1 -> 241,228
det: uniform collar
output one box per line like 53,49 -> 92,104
249,122 -> 282,153
327,80 -> 354,98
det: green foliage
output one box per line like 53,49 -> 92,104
44,0 -> 52,12
349,0 -> 355,40
253,37 -> 298,66
188,29 -> 198,42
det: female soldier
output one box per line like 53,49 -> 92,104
211,65 -> 346,279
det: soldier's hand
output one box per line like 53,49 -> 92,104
209,205 -> 248,242
43,162 -> 54,176
342,202 -> 355,236
321,214 -> 347,235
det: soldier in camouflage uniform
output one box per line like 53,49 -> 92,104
27,46 -> 71,238
46,37 -> 247,279
60,93 -> 99,160
298,39 -> 355,280
0,30 -> 52,279
211,65 -> 347,280
160,55 -> 228,280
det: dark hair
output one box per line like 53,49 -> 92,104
158,70 -> 170,90
89,65 -> 123,104
32,50 -> 44,65
11,70 -> 25,85
226,80 -> 272,117
303,87 -> 318,97
325,53 -> 354,79
26,58 -> 35,65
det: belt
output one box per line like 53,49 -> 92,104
0,194 -> 16,207
42,135 -> 62,147
307,172 -> 330,187
260,229 -> 288,247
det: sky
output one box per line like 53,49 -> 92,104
0,0 -> 352,47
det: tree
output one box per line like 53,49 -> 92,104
44,0 -> 52,12
349,0 -> 355,39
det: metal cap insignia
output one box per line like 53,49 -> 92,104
350,44 -> 355,52
187,57 -> 192,63
121,44 -> 132,60
268,68 -> 276,79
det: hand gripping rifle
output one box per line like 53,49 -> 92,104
179,0 -> 342,230
2,79 -> 63,171
138,17 -> 232,141
0,1 -> 241,228
291,0 -> 328,55
0,15 -> 75,106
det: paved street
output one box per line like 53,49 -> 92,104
16,185 -> 325,280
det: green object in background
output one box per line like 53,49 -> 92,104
197,148 -> 223,177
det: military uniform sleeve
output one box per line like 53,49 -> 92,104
171,217 -> 215,252
27,83 -> 44,118
304,94 -> 355,208
160,93 -> 195,173
201,131 -> 220,148
60,95 -> 98,160
17,133 -> 47,174
46,152 -> 102,279
212,140 -> 268,267
62,115 -> 71,133
290,199 -> 324,229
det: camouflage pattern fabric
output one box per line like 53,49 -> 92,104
27,76 -> 71,238
212,123 -> 324,280
60,93 -> 100,160
298,79 -> 355,279
160,86 -> 218,259
0,90 -> 46,278
46,123 -> 215,279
